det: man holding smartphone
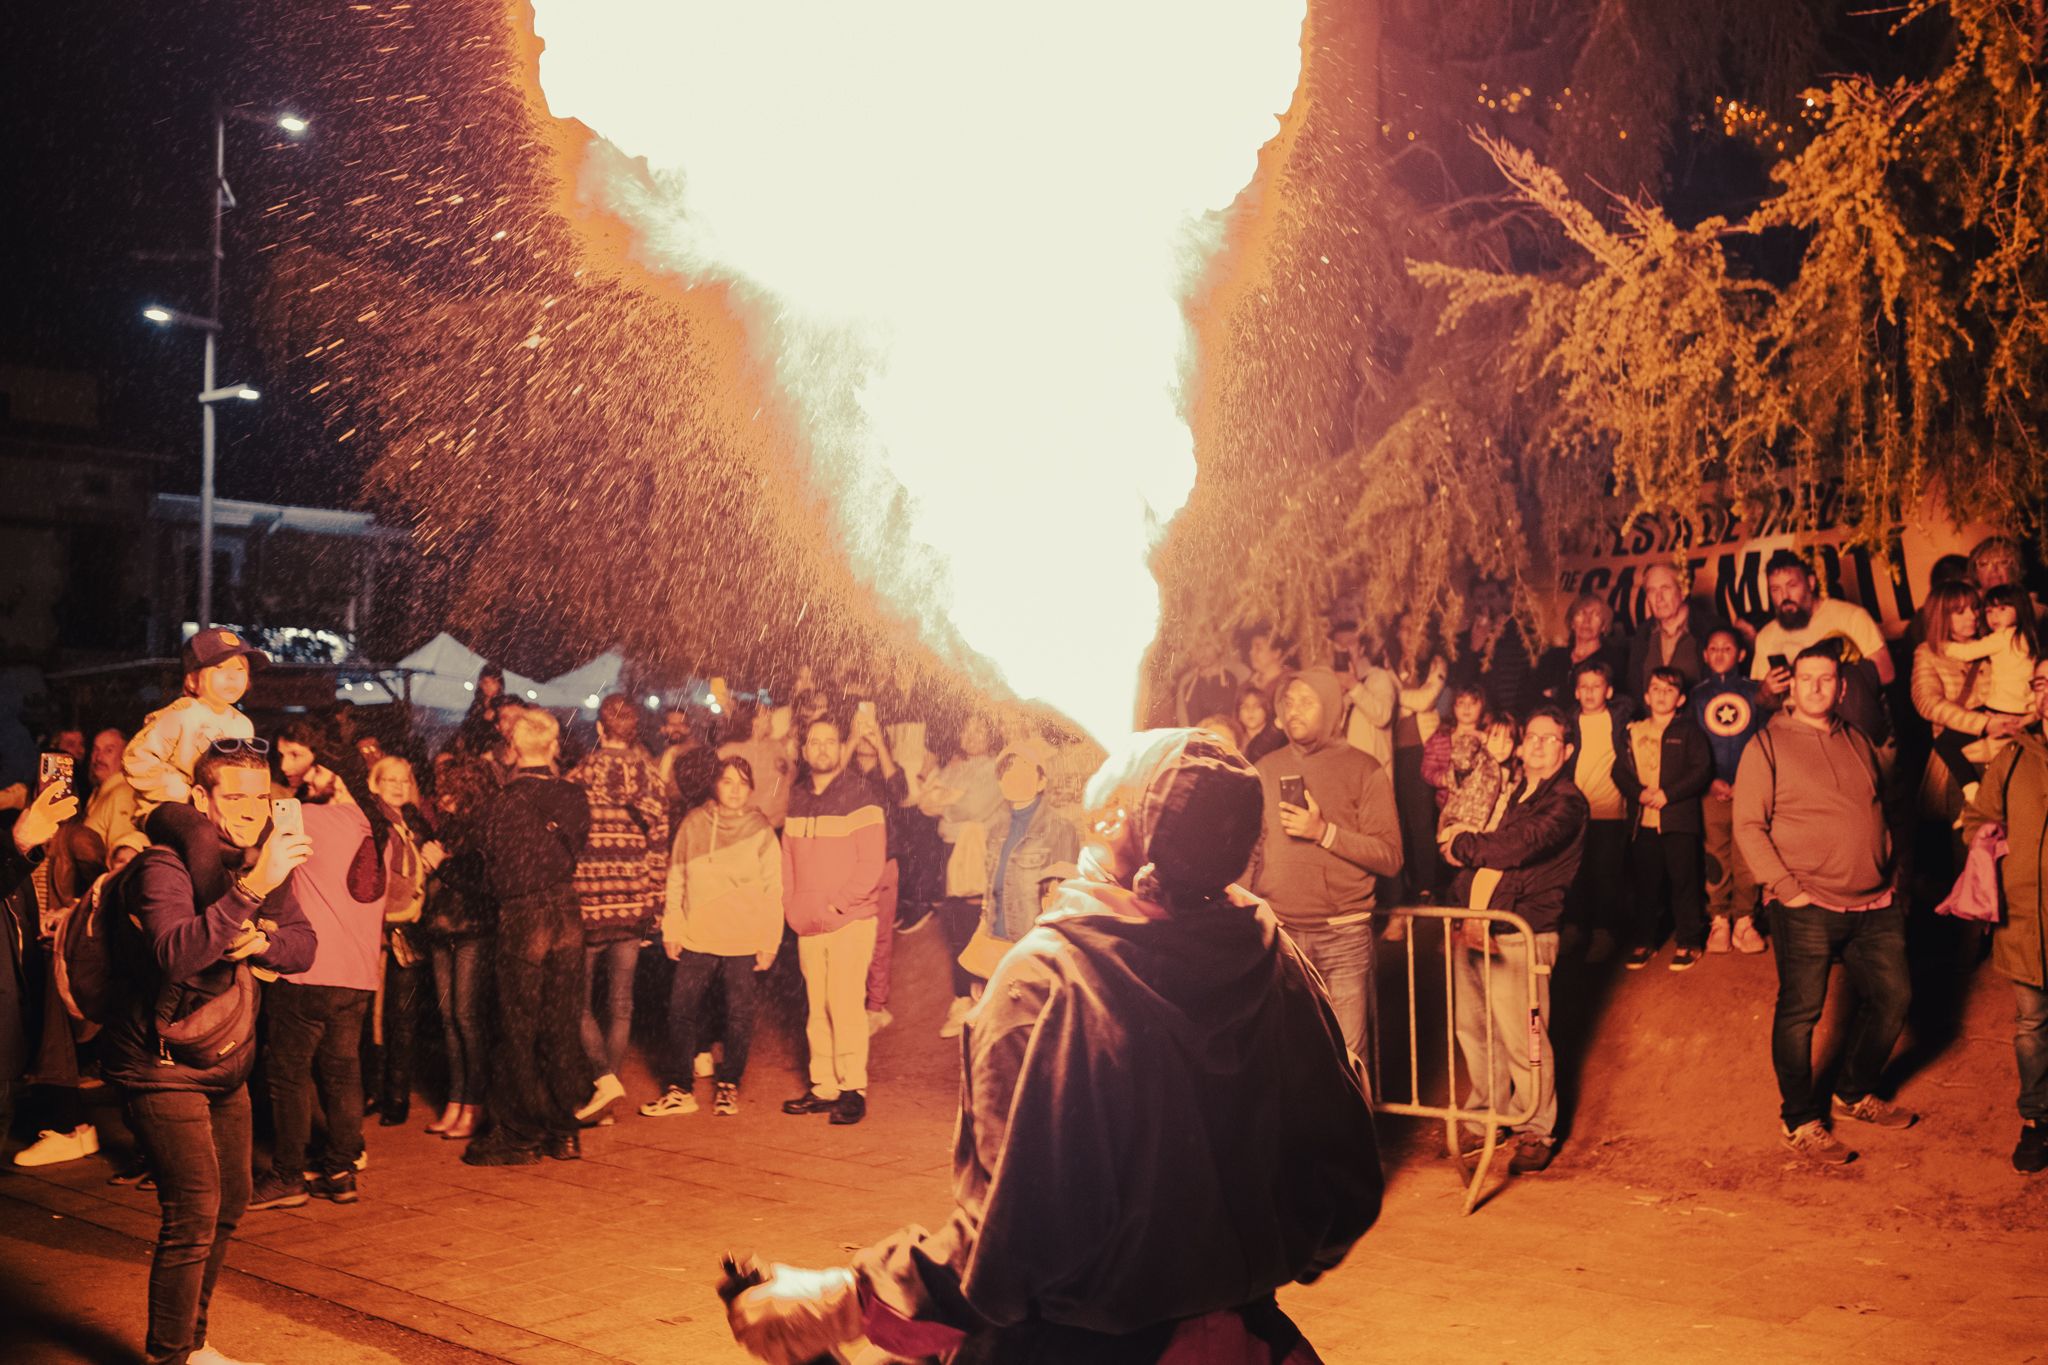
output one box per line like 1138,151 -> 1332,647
1750,550 -> 1895,744
102,740 -> 315,1365
1250,668 -> 1403,1066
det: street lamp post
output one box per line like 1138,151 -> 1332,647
143,102 -> 307,630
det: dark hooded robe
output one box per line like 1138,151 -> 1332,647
853,730 -> 1383,1364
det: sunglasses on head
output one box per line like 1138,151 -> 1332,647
208,738 -> 271,756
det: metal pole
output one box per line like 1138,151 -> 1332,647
199,103 -> 225,629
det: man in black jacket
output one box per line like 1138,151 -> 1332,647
103,741 -> 315,1365
1441,704 -> 1589,1174
465,708 -> 592,1166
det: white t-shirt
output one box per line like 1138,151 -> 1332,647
1751,598 -> 1887,678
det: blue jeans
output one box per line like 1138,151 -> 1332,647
1283,918 -> 1376,1069
1767,902 -> 1909,1129
1452,930 -> 1559,1141
123,1085 -> 252,1365
2016,979 -> 2048,1123
429,937 -> 491,1106
581,939 -> 641,1078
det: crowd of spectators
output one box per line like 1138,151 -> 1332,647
2,533 -> 2045,1362
1173,537 -> 2046,1177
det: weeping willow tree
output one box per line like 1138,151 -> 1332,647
1169,0 -> 2047,677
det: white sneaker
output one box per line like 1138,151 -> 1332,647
867,1008 -> 893,1037
190,1345 -> 263,1365
693,1051 -> 716,1079
575,1072 -> 626,1122
638,1086 -> 699,1117
13,1124 -> 98,1168
939,996 -> 974,1040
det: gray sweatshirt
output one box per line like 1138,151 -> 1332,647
1732,712 -> 1893,908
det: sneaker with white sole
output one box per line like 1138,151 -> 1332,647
190,1344 -> 264,1365
713,1082 -> 740,1116
576,1072 -> 626,1123
639,1086 -> 699,1117
939,995 -> 974,1040
1832,1093 -> 1917,1129
1706,918 -> 1733,953
1731,917 -> 1768,954
13,1124 -> 99,1168
1782,1119 -> 1856,1165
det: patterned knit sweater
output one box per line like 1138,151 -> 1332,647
567,745 -> 670,942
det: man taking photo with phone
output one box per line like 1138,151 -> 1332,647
1250,667 -> 1403,1066
102,739 -> 315,1365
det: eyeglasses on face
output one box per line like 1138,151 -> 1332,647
208,738 -> 272,756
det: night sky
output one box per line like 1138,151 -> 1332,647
3,4 -> 413,508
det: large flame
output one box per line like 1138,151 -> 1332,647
529,2 -> 1305,740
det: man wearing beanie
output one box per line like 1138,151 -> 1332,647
1251,666 -> 1405,1062
728,729 -> 1383,1365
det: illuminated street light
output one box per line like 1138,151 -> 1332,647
143,100 -> 311,628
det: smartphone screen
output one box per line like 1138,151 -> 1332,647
271,797 -> 305,837
1768,653 -> 1790,673
38,752 -> 75,798
1278,775 -> 1307,809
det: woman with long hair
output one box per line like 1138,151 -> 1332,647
1911,581 -> 2002,822
366,756 -> 442,1125
418,752 -> 497,1139
1235,685 -> 1286,764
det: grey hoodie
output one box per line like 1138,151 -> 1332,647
1732,711 -> 1892,908
1251,667 -> 1404,926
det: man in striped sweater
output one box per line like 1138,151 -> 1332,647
781,714 -> 888,1126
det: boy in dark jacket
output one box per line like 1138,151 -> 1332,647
104,742 -> 315,1365
1624,668 -> 1717,969
1441,706 -> 1589,1172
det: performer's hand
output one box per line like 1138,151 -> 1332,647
727,1263 -> 861,1364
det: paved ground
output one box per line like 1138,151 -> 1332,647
4,922 -> 2044,1363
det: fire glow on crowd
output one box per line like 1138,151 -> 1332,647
526,0 -> 1307,740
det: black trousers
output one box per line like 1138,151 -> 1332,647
264,980 -> 372,1179
1566,818 -> 1630,939
1629,829 -> 1706,950
488,888 -> 589,1148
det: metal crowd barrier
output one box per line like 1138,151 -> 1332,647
1367,904 -> 1549,1215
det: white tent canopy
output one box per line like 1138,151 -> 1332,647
341,633 -> 621,715
530,650 -> 625,711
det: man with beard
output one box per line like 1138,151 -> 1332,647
1751,550 -> 1895,743
780,715 -> 887,1127
1251,668 -> 1403,1062
726,729 -> 1382,1365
